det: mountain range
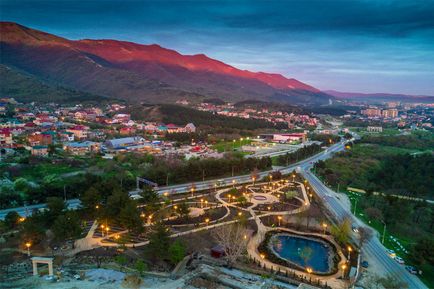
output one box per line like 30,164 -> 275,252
326,90 -> 434,103
0,22 -> 331,105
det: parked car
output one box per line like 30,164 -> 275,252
387,249 -> 396,258
352,225 -> 359,233
405,266 -> 418,274
361,261 -> 369,268
394,256 -> 405,264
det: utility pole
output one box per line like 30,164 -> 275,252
353,198 -> 358,215
63,185 -> 67,201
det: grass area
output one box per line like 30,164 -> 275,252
346,190 -> 434,288
349,127 -> 402,137
212,139 -> 253,153
19,163 -> 80,181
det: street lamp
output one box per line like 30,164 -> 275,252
306,267 -> 313,278
347,246 -> 352,262
278,216 -> 282,226
260,253 -> 265,259
205,218 -> 210,229
380,220 -> 387,244
25,242 -> 31,257
200,198 -> 204,208
322,223 -> 328,235
292,174 -> 296,182
205,200 -> 208,207
341,264 -> 347,279
100,224 -> 105,237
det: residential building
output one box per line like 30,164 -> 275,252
63,141 -> 101,155
382,109 -> 398,118
31,145 -> 48,156
367,126 -> 383,132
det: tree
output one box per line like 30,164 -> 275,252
115,254 -> 128,271
134,259 -> 148,275
119,201 -> 142,233
212,224 -> 248,267
237,196 -> 248,207
331,218 -> 351,245
4,211 -> 20,229
81,186 -> 101,212
168,240 -> 186,265
364,207 -> 383,221
46,197 -> 66,219
51,211 -> 82,242
299,246 -> 313,267
147,222 -> 170,260
177,202 -> 190,220
411,238 -> 434,266
104,188 -> 130,220
20,214 -> 45,244
378,274 -> 409,289
357,226 -> 373,250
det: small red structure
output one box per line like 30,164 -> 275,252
210,245 -> 225,258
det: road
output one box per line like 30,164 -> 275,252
0,199 -> 81,220
301,163 -> 428,289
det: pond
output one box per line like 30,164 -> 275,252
270,234 -> 332,273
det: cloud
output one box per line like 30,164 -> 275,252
1,0 -> 434,94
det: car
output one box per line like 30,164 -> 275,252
352,225 -> 359,233
394,256 -> 405,264
405,266 -> 418,274
386,249 -> 396,258
361,261 -> 369,268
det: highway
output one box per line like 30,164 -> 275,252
301,163 -> 428,289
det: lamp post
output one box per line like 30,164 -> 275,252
200,199 -> 204,208
322,223 -> 328,235
341,264 -> 347,279
278,216 -> 282,226
347,246 -> 352,262
100,224 -> 105,237
205,218 -> 210,229
306,267 -> 313,279
381,220 -> 386,244
25,242 -> 31,257
205,200 -> 208,208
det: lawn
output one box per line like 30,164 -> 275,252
212,139 -> 253,153
19,163 -> 81,181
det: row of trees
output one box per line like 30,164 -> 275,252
274,143 -> 322,166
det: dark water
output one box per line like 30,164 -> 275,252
271,235 -> 331,273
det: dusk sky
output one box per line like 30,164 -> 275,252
1,0 -> 434,95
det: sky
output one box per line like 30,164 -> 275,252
1,0 -> 434,95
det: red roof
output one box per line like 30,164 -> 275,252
0,128 -> 11,136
